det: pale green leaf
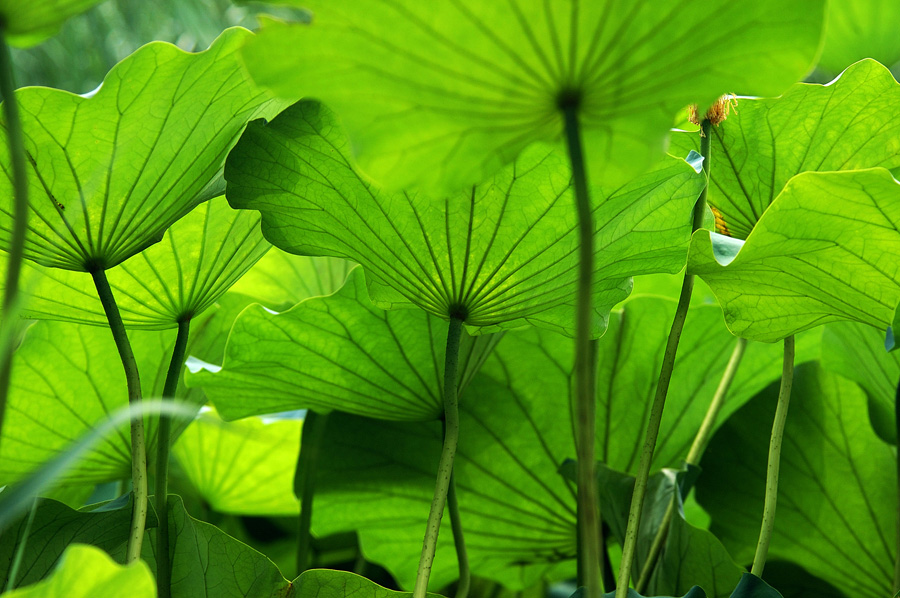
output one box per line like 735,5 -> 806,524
188,267 -> 501,422
696,364 -> 896,597
671,60 -> 900,239
0,320 -> 204,485
240,0 -> 824,192
0,27 -> 287,272
688,169 -> 900,341
818,3 -> 900,72
0,0 -> 106,47
10,196 -> 269,329
2,544 -> 154,598
172,410 -> 300,516
226,99 -> 704,338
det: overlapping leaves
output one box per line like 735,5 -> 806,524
189,267 -> 501,422
226,99 -> 704,338
11,196 -> 269,328
240,0 -> 824,191
0,27 -> 285,272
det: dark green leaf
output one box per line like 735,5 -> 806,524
293,569 -> 444,598
696,363 -> 896,596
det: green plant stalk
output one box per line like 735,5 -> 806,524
155,318 -> 191,598
895,375 -> 900,593
635,336 -> 748,592
294,409 -> 330,575
750,335 -> 795,577
562,102 -> 603,598
0,30 -> 30,454
447,470 -> 470,598
4,497 -> 38,593
616,119 -> 711,596
413,316 -> 463,598
90,268 -> 148,563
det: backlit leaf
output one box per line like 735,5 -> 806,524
688,169 -> 900,341
0,27 -> 286,272
0,1 -> 106,48
226,99 -> 704,338
240,0 -> 825,192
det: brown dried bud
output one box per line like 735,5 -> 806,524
688,94 -> 738,131
710,205 -> 731,236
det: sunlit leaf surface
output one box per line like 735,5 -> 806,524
0,27 -> 286,272
689,169 -> 900,341
241,0 -> 824,192
226,100 -> 704,338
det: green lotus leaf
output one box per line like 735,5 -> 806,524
294,569 -> 443,598
188,267 -> 501,422
0,320 -> 204,485
670,60 -> 900,240
140,495 -> 292,598
586,464 -> 742,598
240,0 -> 824,192
688,169 -> 900,341
2,544 -> 154,598
818,3 -> 900,72
225,99 -> 704,338
172,410 -> 300,516
0,27 -> 287,272
0,1 -> 105,48
821,320 -> 899,444
8,196 -> 269,328
0,495 -> 151,588
310,297 -> 800,589
696,363 -> 896,597
228,250 -> 354,312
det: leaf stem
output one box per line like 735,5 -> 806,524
4,497 -> 38,592
562,102 -> 603,598
0,29 -> 29,454
750,335 -> 795,577
155,318 -> 191,598
413,316 -> 464,598
295,409 -> 330,575
895,374 -> 900,593
90,267 -> 148,563
447,470 -> 470,598
615,119 -> 711,596
635,336 -> 748,592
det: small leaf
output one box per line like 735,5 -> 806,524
188,267 -> 501,422
2,544 -> 154,598
0,1 -> 105,48
293,569 -> 444,598
821,320 -> 900,444
671,60 -> 900,240
0,320 -> 204,485
728,574 -> 784,598
140,495 -> 291,598
11,196 -> 270,329
172,410 -> 301,516
0,495 -> 151,588
688,169 -> 900,341
696,363 -> 896,596
226,99 -> 704,338
0,27 -> 287,272
240,0 -> 825,192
